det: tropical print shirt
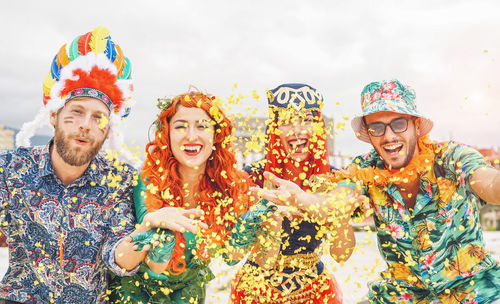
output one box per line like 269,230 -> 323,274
351,141 -> 497,294
0,144 -> 138,303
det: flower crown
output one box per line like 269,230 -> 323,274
157,96 -> 174,112
153,89 -> 216,132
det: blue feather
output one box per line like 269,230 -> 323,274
50,55 -> 61,81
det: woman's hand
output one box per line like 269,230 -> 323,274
141,207 -> 208,234
129,207 -> 208,252
250,171 -> 304,209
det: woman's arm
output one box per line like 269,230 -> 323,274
250,172 -> 361,264
250,212 -> 283,270
327,211 -> 356,263
222,199 -> 282,267
115,180 -> 207,271
252,172 -> 363,221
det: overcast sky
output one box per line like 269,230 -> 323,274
1,0 -> 500,157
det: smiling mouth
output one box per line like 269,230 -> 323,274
383,143 -> 403,155
183,145 -> 202,155
289,139 -> 308,152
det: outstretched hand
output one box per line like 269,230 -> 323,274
251,171 -> 367,219
250,171 -> 304,208
142,207 -> 208,233
129,207 -> 208,252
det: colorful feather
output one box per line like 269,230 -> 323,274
89,26 -> 110,54
105,39 -> 117,62
119,57 -> 132,80
113,44 -> 125,76
43,27 -> 132,110
50,55 -> 61,80
42,73 -> 56,105
56,44 -> 70,69
121,107 -> 131,118
78,32 -> 92,55
68,35 -> 81,61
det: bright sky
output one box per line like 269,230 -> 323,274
1,0 -> 500,157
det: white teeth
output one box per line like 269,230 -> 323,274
184,146 -> 201,152
384,144 -> 402,151
291,139 -> 307,146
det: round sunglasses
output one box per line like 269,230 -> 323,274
365,117 -> 416,137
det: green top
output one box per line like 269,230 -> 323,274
109,179 -> 214,304
350,141 -> 496,295
110,178 -> 272,303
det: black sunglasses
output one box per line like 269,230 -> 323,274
365,117 -> 415,137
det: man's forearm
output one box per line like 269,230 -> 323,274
491,170 -> 500,205
471,167 -> 500,205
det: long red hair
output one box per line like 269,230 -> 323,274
264,109 -> 330,190
141,91 -> 249,274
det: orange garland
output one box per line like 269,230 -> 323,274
332,136 -> 436,186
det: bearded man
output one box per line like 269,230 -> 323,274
0,27 -> 203,303
343,80 -> 500,303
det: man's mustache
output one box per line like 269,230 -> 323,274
70,133 -> 95,144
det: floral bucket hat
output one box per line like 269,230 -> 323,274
351,79 -> 433,143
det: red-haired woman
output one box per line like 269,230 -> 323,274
231,83 -> 355,304
110,90 -> 269,303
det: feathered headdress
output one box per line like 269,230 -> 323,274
16,26 -> 136,164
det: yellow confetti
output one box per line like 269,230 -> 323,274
98,113 -> 109,130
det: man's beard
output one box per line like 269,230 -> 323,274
54,127 -> 105,167
399,135 -> 418,169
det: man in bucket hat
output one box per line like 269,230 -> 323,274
345,79 -> 500,303
255,79 -> 500,303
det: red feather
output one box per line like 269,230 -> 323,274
60,67 -> 124,111
78,32 -> 92,56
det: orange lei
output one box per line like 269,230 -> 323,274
332,136 -> 436,186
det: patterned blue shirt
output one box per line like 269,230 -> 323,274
0,144 -> 139,303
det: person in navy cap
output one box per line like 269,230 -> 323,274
231,83 -> 354,304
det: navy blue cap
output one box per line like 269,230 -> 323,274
267,83 -> 323,110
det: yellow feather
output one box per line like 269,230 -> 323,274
42,73 -> 56,98
89,26 -> 111,54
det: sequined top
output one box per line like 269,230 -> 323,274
0,144 -> 138,303
243,162 -> 336,292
